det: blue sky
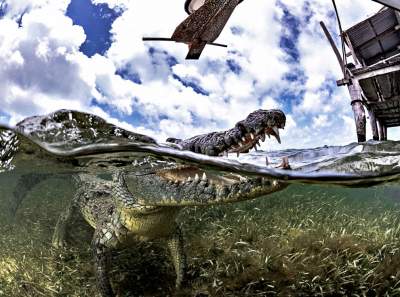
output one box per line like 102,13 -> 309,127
66,0 -> 122,57
0,0 -> 398,150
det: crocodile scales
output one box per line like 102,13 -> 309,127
1,109 -> 287,297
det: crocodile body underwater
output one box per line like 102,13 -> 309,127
1,109 -> 287,297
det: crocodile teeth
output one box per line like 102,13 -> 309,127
202,172 -> 207,181
242,137 -> 246,142
238,142 -> 243,147
272,127 -> 281,144
256,127 -> 263,134
194,174 -> 199,182
250,133 -> 255,140
187,177 -> 192,182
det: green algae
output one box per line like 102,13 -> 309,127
1,181 -> 400,296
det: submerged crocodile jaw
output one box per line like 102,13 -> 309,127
124,164 -> 288,206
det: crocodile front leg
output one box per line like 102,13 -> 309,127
113,171 -> 187,288
92,224 -> 119,297
52,189 -> 80,248
167,225 -> 187,289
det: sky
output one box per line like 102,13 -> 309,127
0,0 -> 398,151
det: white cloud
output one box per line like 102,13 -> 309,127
0,0 -> 69,18
312,114 -> 329,128
0,7 -> 92,123
0,1 -> 143,128
100,0 -> 292,139
336,0 -> 382,28
92,0 -> 129,11
0,0 -> 394,151
0,115 -> 8,125
261,96 -> 282,110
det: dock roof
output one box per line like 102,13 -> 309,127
345,8 -> 400,66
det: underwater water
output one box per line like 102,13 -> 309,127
1,111 -> 400,297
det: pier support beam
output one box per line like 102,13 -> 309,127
348,81 -> 366,143
377,120 -> 387,141
383,125 -> 388,140
368,110 -> 379,140
352,101 -> 366,142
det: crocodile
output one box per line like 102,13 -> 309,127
3,108 -> 287,297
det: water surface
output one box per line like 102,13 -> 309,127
1,113 -> 400,296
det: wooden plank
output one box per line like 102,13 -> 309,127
381,120 -> 400,125
375,74 -> 393,99
382,115 -> 400,118
369,102 -> 400,112
396,10 -> 400,24
375,113 -> 400,119
374,111 -> 400,117
370,98 -> 400,105
346,18 -> 376,48
383,119 -> 400,123
387,123 -> 400,127
359,78 -> 380,101
368,110 -> 379,140
375,104 -> 400,110
377,119 -> 385,140
374,103 -> 400,111
354,64 -> 400,80
393,71 -> 400,96
354,24 -> 400,55
382,100 -> 398,108
375,107 -> 400,113
352,55 -> 400,75
376,116 -> 400,120
343,32 -> 363,67
320,21 -> 346,77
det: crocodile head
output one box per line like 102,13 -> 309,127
166,109 -> 286,156
120,109 -> 287,207
1,108 -> 287,211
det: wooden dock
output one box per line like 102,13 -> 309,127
322,5 -> 400,142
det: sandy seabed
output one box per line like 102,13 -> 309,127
1,176 -> 400,297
